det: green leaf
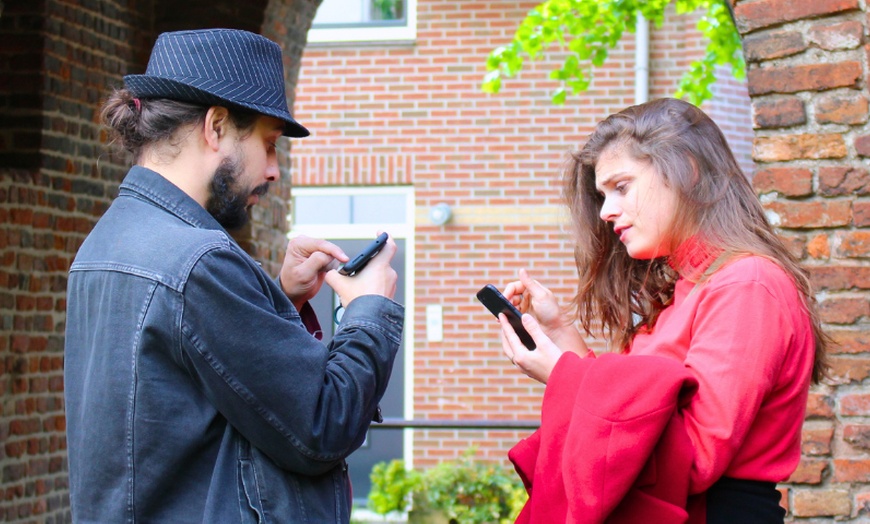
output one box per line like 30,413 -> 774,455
481,0 -> 744,107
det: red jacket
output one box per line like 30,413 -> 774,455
509,352 -> 705,523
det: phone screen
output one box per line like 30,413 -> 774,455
476,284 -> 536,350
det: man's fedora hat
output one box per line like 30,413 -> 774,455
124,29 -> 309,138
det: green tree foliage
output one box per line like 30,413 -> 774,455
482,0 -> 744,106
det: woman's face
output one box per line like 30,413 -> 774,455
594,147 -> 680,259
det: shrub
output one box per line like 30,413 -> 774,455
368,449 -> 527,524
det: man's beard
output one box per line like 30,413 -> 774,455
206,155 -> 269,230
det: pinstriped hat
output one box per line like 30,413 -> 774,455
124,29 -> 309,138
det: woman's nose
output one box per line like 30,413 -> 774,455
599,195 -> 619,222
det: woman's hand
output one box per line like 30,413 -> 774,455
503,269 -> 588,355
500,313 -> 564,384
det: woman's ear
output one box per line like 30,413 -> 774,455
203,106 -> 231,151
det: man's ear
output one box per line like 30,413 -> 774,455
203,106 -> 231,151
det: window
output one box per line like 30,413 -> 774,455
308,0 -> 416,44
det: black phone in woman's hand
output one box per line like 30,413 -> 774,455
476,284 -> 536,350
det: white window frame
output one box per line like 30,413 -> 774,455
288,185 -> 416,468
307,0 -> 417,44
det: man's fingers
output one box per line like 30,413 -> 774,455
288,236 -> 348,263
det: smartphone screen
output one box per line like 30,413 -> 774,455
338,232 -> 389,276
476,284 -> 536,350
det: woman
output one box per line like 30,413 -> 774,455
496,98 -> 828,523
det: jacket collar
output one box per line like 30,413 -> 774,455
119,166 -> 227,232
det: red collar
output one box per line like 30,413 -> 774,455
669,238 -> 722,283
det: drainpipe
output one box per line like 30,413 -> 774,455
634,13 -> 650,104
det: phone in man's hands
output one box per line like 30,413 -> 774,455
476,284 -> 536,350
338,232 -> 389,276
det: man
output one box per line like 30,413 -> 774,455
63,29 -> 404,523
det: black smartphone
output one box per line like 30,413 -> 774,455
338,232 -> 389,276
476,284 -> 536,350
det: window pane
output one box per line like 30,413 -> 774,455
351,194 -> 406,224
293,195 -> 351,225
313,0 -> 406,27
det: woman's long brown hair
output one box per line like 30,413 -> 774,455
563,98 -> 829,383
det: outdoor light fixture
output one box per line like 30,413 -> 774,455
428,203 -> 452,226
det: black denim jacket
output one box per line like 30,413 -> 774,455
64,166 -> 404,523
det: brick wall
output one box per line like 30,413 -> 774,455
735,0 -> 870,520
292,0 -> 754,471
0,1 -> 141,519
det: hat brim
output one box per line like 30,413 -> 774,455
124,75 -> 310,138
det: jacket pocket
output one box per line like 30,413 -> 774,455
239,447 -> 265,523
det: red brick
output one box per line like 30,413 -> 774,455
763,200 -> 851,228
734,0 -> 859,33
748,62 -> 862,95
752,166 -> 812,196
856,134 -> 870,157
819,166 -> 870,196
787,458 -> 828,484
753,133 -> 847,161
844,424 -> 870,451
837,231 -> 870,258
815,91 -> 870,125
856,490 -> 870,518
777,231 -> 808,259
820,297 -> 870,325
829,328 -> 870,354
808,20 -> 864,51
752,97 -> 806,128
792,488 -> 851,517
855,201 -> 870,226
744,30 -> 807,62
811,265 -> 870,291
807,392 -> 835,418
802,424 -> 834,455
828,356 -> 870,384
806,234 -> 830,259
834,459 -> 870,482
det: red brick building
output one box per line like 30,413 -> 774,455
1,0 -> 869,521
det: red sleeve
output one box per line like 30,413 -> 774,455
298,301 -> 323,340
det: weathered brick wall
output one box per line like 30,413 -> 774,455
0,1 -> 141,519
0,0 -> 304,521
293,0 -> 753,469
734,0 -> 870,520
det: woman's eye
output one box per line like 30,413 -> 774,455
615,182 -> 628,194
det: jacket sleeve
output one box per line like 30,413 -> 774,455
176,245 -> 404,475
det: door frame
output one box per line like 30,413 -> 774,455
288,185 -> 416,470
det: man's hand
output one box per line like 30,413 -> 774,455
279,235 -> 347,311
325,233 -> 398,308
